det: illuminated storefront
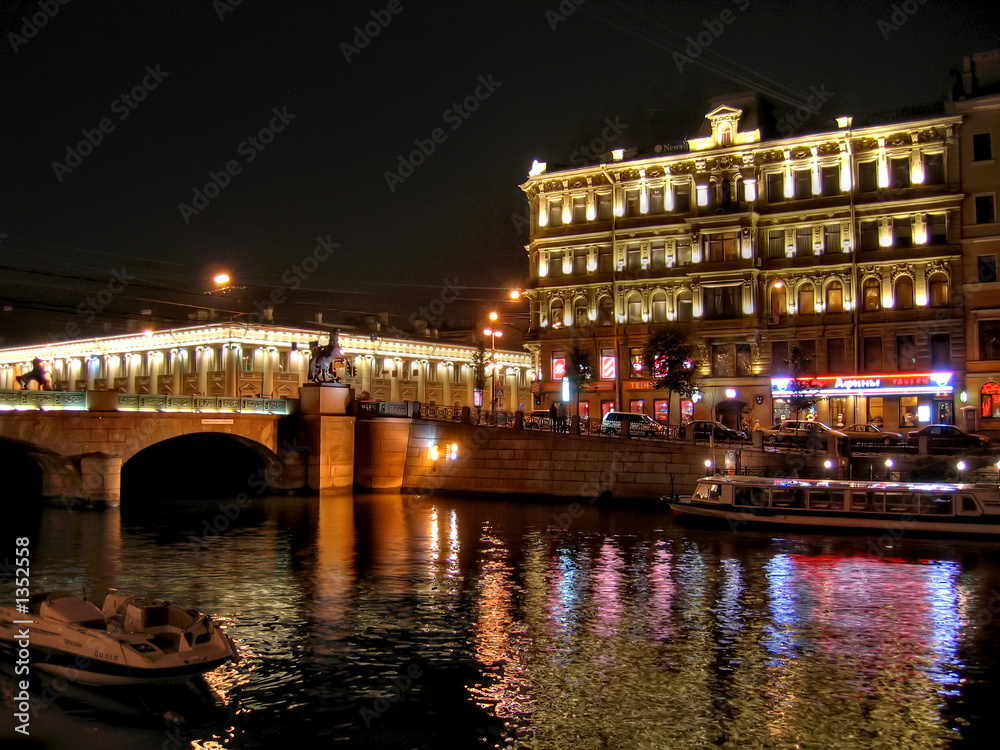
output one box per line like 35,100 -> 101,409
770,372 -> 955,429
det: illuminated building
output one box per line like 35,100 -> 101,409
520,91 -> 968,432
948,50 -> 1000,434
0,323 -> 533,410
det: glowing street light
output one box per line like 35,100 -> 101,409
214,273 -> 231,286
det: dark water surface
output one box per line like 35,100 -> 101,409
4,492 -> 1000,749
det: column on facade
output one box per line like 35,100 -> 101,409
146,351 -> 159,394
67,358 -> 81,391
417,359 -> 427,403
170,349 -> 184,395
466,364 -> 475,406
1,365 -> 10,389
442,362 -> 452,406
361,355 -> 373,396
390,358 -> 401,401
226,344 -> 240,398
86,357 -> 97,391
196,347 -> 210,396
262,347 -> 275,399
506,368 -> 518,411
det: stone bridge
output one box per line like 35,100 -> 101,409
0,389 -> 355,505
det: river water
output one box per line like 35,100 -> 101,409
4,492 -> 1000,749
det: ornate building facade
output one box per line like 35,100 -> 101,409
520,92 -> 967,434
0,324 -> 534,411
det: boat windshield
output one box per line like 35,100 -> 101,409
693,482 -> 723,502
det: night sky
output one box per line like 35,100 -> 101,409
1,0 -> 997,347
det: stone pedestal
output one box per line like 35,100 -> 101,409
300,383 -> 353,415
79,452 -> 123,507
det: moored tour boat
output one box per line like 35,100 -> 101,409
0,589 -> 237,686
666,475 -> 1000,535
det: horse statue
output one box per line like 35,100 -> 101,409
308,332 -> 342,383
16,358 -> 54,391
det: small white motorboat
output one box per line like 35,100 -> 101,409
0,589 -> 237,686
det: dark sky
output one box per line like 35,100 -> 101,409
1,0 -> 997,346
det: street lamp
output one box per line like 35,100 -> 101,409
483,313 -> 504,412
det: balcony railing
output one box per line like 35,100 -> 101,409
0,389 -> 292,414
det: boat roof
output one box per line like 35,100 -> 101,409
692,476 -> 984,493
40,595 -> 106,624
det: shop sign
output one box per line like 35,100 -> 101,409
771,371 -> 953,397
623,380 -> 655,390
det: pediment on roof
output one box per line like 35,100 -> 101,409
705,105 -> 744,121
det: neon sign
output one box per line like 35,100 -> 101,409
771,371 -> 953,397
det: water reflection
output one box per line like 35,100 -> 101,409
3,493 -> 1000,748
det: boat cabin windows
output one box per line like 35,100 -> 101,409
960,495 -> 981,515
693,482 -> 724,503
806,491 -> 846,510
734,485 -> 767,507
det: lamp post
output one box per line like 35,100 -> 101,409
483,312 -> 504,412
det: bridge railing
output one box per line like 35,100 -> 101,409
0,389 -> 292,415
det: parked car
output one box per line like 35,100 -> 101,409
757,420 -> 848,450
601,411 -> 665,437
842,423 -> 905,447
525,410 -> 553,429
680,420 -> 747,442
904,424 -> 993,453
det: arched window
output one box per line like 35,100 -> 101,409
770,284 -> 787,317
797,284 -> 816,315
929,273 -> 949,307
895,275 -> 914,309
626,293 -> 643,324
863,278 -> 881,311
825,280 -> 844,313
982,382 -> 1000,419
550,298 -> 564,327
573,297 -> 589,326
650,291 -> 668,323
676,290 -> 693,322
598,296 -> 614,326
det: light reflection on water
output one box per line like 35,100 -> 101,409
4,492 -> 1000,748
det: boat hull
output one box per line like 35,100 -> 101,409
667,501 -> 1000,536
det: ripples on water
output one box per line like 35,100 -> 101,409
4,493 -> 1000,749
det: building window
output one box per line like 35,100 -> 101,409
600,348 -> 616,379
650,186 -> 664,214
650,292 -> 667,323
858,160 -> 878,192
550,299 -> 564,327
598,193 -> 612,220
676,290 -> 693,322
654,399 -> 669,422
574,298 -> 589,325
928,213 -> 947,244
598,296 -> 614,325
982,382 -> 1000,419
924,152 -> 944,184
676,242 -> 692,266
625,190 -> 640,217
771,341 -> 789,374
797,284 -> 815,315
976,195 -> 996,224
930,334 -> 950,369
827,338 -> 847,373
825,280 -> 844,312
979,255 -> 997,284
896,335 -> 917,371
973,132 -> 993,162
703,285 -> 740,319
626,294 -> 642,324
650,243 -> 665,269
548,201 -> 562,226
864,336 -> 883,371
893,216 -> 913,248
626,245 -> 642,270
629,347 -> 645,375
859,220 -> 879,251
821,165 -> 840,195
794,170 -> 811,199
979,320 -> 1000,360
767,230 -> 785,259
890,157 -> 910,189
797,340 -> 817,374
599,248 -> 613,272
824,224 -> 841,253
863,278 -> 881,311
712,344 -> 750,377
770,285 -> 787,317
573,250 -> 588,275
707,232 -> 739,262
572,196 -> 587,223
674,183 -> 691,213
551,354 -> 566,381
895,276 -> 914,309
766,173 -> 783,202
929,274 -> 949,306
795,228 -> 813,256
